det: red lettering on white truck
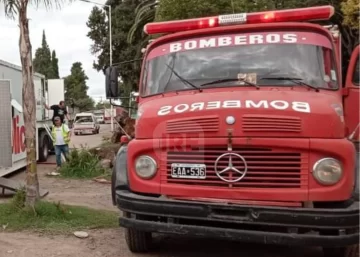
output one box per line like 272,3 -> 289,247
12,115 -> 25,154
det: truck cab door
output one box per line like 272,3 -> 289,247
343,45 -> 360,142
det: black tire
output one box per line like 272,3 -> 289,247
111,168 -> 116,206
125,228 -> 152,253
38,131 -> 49,162
323,245 -> 359,257
74,132 -> 78,136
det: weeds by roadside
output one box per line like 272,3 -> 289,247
10,186 -> 26,211
0,189 -> 118,233
59,148 -> 109,179
101,135 -> 111,144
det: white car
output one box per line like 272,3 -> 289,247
73,113 -> 100,135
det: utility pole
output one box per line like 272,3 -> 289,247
79,0 -> 113,131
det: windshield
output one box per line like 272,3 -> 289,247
75,116 -> 93,123
142,31 -> 338,96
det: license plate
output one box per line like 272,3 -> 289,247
171,163 -> 206,179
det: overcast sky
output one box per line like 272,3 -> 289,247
0,0 -> 107,102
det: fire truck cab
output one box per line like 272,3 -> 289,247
106,5 -> 359,256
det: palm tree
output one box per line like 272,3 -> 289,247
1,0 -> 72,207
127,0 -> 158,53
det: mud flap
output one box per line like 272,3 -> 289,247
0,80 -> 13,168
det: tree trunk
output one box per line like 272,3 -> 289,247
19,0 -> 40,207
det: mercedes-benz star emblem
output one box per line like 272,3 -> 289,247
226,116 -> 235,125
214,153 -> 248,183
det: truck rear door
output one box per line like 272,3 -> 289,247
343,45 -> 359,142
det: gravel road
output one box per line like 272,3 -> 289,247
70,123 -> 113,149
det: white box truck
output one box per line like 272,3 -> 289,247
0,59 -> 65,177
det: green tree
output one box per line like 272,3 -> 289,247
51,50 -> 59,78
340,0 -> 360,66
155,0 -> 234,21
64,62 -> 94,112
33,30 -> 53,78
127,0 -> 158,46
95,100 -> 111,109
86,0 -> 145,96
1,0 -> 73,207
33,30 -> 60,79
341,0 -> 360,29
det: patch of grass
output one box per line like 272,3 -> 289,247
59,148 -> 108,179
93,169 -> 112,182
101,135 -> 111,144
0,200 -> 118,233
10,186 -> 26,210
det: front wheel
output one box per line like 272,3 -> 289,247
125,228 -> 152,253
38,132 -> 49,162
111,168 -> 116,205
323,245 -> 359,257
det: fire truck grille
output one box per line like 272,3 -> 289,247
163,146 -> 308,189
166,116 -> 219,134
242,115 -> 302,133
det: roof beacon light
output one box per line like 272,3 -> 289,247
144,5 -> 334,35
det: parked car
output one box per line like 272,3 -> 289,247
73,113 -> 100,135
95,114 -> 105,124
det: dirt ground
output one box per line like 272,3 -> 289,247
0,165 -> 325,257
0,124 -> 325,257
0,230 -> 323,257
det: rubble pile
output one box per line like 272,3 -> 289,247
110,113 -> 135,143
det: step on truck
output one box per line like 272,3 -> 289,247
0,59 -> 65,177
106,5 -> 359,256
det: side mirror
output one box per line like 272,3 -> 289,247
105,66 -> 119,98
131,92 -> 139,102
133,92 -> 140,103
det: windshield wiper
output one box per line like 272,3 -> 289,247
199,78 -> 260,89
165,63 -> 202,92
260,77 -> 319,92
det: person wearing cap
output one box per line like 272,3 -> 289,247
52,116 -> 71,169
44,100 -> 70,124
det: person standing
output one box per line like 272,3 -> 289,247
52,116 -> 71,169
44,100 -> 70,124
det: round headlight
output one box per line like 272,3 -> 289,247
135,155 -> 157,179
313,158 -> 343,185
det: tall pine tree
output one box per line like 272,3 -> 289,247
33,30 -> 60,79
51,50 -> 59,79
64,62 -> 94,112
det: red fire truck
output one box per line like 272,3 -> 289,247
106,5 -> 359,256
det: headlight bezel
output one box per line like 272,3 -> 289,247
134,155 -> 157,179
312,157 -> 343,186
